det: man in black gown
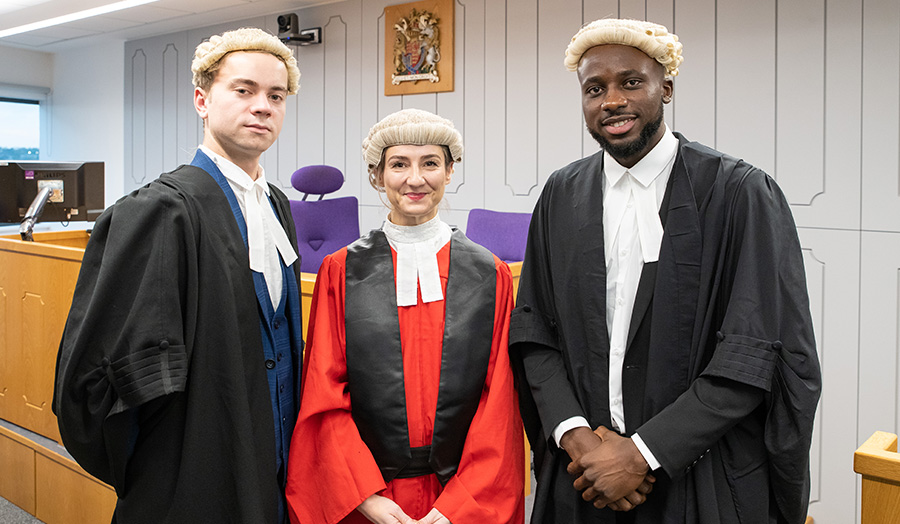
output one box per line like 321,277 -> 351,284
511,18 -> 821,524
54,27 -> 304,523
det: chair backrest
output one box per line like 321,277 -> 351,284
290,197 -> 360,273
465,208 -> 532,263
289,165 -> 360,273
291,164 -> 344,200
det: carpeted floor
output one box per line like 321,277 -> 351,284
0,496 -> 42,523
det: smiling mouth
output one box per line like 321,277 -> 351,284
602,117 -> 636,136
406,193 -> 427,201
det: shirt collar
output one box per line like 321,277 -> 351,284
382,214 -> 445,244
603,124 -> 678,188
198,144 -> 270,195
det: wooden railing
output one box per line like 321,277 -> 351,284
854,431 -> 900,524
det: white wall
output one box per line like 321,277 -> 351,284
0,41 -> 124,234
45,41 -> 126,206
0,45 -> 53,87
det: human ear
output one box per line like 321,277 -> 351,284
194,87 -> 209,119
662,78 -> 674,104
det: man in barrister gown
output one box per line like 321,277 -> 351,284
54,28 -> 304,523
510,18 -> 821,524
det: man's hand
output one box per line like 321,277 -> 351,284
567,426 -> 651,509
357,494 -> 417,524
417,508 -> 451,524
605,473 -> 655,511
559,426 -> 604,475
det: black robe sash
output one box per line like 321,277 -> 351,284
345,228 -> 496,485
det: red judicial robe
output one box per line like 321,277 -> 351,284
286,240 -> 524,524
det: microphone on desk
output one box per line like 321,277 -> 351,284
19,186 -> 53,242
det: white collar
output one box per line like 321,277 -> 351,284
198,144 -> 297,270
601,126 -> 677,264
199,144 -> 271,194
382,215 -> 452,307
603,124 -> 678,188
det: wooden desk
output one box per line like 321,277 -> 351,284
855,431 -> 900,523
0,230 -> 117,524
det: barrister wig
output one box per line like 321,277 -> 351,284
564,18 -> 684,77
191,27 -> 301,95
362,108 -> 464,181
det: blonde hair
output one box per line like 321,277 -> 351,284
564,18 -> 683,76
192,27 -> 300,94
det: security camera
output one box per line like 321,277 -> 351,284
277,13 -> 299,35
276,13 -> 322,46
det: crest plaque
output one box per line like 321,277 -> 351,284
384,0 -> 454,96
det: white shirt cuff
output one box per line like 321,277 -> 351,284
631,432 -> 662,471
552,416 -> 591,448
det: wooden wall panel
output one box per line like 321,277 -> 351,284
0,234 -> 86,444
861,0 -> 900,233
35,453 -> 116,524
798,227 -> 861,524
0,432 -> 35,515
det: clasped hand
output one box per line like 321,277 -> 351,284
563,426 -> 656,511
357,495 -> 451,524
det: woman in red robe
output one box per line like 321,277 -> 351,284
285,109 -> 524,524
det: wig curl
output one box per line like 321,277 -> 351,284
362,109 -> 463,185
192,27 -> 300,94
564,18 -> 683,77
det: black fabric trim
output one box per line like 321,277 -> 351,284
345,229 -> 495,485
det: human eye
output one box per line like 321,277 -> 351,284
585,85 -> 603,97
389,160 -> 406,169
270,93 -> 284,103
624,78 -> 642,89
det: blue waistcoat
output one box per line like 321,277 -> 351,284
191,150 -> 302,522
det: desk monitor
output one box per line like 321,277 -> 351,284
0,161 -> 104,223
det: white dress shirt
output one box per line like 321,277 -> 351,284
382,215 -> 452,307
552,126 -> 678,471
199,145 -> 298,308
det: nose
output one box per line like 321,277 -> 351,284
601,88 -> 627,112
250,93 -> 273,115
408,165 -> 426,185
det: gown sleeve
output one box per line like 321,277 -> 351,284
52,184 -> 194,492
636,170 -> 820,482
285,250 -> 386,524
432,258 -> 526,524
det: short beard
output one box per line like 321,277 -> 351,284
589,100 -> 665,162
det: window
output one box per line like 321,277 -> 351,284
0,96 -> 41,160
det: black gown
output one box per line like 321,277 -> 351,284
53,164 -> 303,523
510,133 -> 821,524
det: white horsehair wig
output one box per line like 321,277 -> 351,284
191,27 -> 300,95
362,109 -> 463,186
564,18 -> 683,77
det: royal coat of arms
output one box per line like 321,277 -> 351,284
391,8 -> 442,85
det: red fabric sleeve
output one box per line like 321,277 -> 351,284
432,258 -> 526,523
285,249 -> 386,524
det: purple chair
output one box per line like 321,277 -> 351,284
465,208 -> 532,263
289,165 -> 360,273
